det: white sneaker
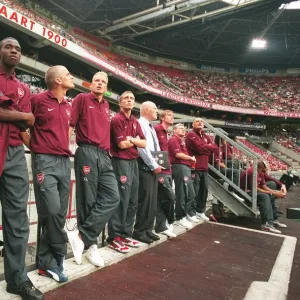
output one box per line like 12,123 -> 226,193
68,230 -> 84,265
161,229 -> 177,238
187,214 -> 200,223
86,244 -> 105,267
273,220 -> 287,228
177,217 -> 193,229
230,191 -> 245,202
196,212 -> 209,222
261,223 -> 281,234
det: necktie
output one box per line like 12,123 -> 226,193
149,123 -> 158,151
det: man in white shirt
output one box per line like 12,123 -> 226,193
133,101 -> 162,244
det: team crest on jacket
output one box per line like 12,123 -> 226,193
18,88 -> 24,98
37,173 -> 44,184
83,166 -> 90,175
183,176 -> 189,182
66,109 -> 71,117
120,176 -> 127,183
158,177 -> 164,184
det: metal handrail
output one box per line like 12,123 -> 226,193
204,119 -> 258,213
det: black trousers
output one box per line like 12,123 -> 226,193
134,162 -> 158,235
108,158 -> 139,242
192,170 -> 208,214
155,174 -> 175,233
0,146 -> 29,286
32,154 -> 70,270
172,164 -> 195,220
75,145 -> 120,247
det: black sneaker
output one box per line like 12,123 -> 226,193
146,232 -> 160,241
132,232 -> 153,244
6,279 -> 44,300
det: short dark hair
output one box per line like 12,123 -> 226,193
119,91 -> 134,102
0,37 -> 19,50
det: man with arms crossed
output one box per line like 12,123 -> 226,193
0,37 -> 43,300
69,71 -> 120,266
185,118 -> 219,221
108,91 -> 146,252
133,101 -> 162,244
154,110 -> 176,238
29,66 -> 74,282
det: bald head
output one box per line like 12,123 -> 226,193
140,101 -> 158,121
45,65 -> 74,90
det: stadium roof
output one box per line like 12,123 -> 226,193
32,0 -> 300,67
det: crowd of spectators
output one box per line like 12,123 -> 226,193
277,137 -> 300,154
2,0 -> 300,113
267,126 -> 300,154
97,53 -> 300,113
140,64 -> 268,109
247,76 -> 300,113
238,139 -> 289,171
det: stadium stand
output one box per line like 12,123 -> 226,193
271,128 -> 300,154
1,0 -> 300,113
277,138 -> 300,154
239,139 -> 289,171
1,2 -> 299,300
247,76 -> 300,112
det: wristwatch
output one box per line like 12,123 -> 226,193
130,137 -> 135,144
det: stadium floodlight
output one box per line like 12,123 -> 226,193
251,39 -> 267,49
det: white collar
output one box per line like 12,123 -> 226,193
139,116 -> 151,125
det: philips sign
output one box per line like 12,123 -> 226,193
239,68 -> 277,74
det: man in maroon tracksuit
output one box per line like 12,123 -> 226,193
108,91 -> 146,252
185,118 -> 218,221
154,110 -> 176,237
0,37 -> 43,300
30,66 -> 74,282
169,123 -> 196,229
69,71 -> 120,267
